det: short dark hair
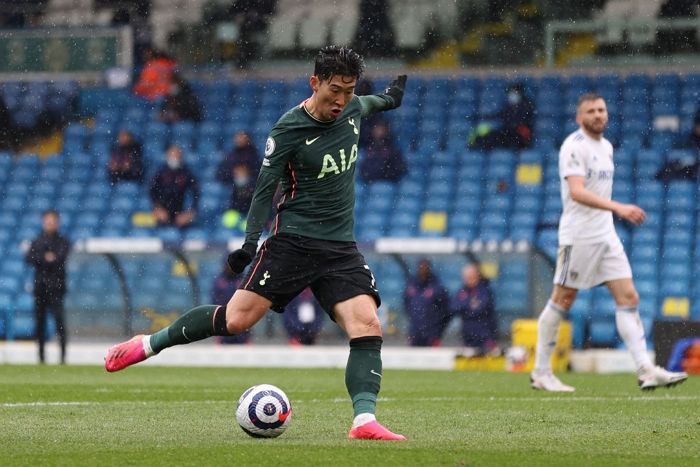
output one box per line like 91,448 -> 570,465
43,209 -> 59,218
314,46 -> 365,82
577,93 -> 604,109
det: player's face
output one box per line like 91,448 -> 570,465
310,74 -> 357,121
577,98 -> 608,136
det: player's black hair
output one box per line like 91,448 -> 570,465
577,92 -> 604,108
314,46 -> 365,82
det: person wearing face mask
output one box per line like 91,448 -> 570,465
216,131 -> 260,215
469,82 -> 535,151
359,121 -> 407,184
107,129 -> 144,184
149,144 -> 200,227
403,259 -> 450,347
449,263 -> 498,355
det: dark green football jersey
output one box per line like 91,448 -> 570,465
244,94 -> 396,244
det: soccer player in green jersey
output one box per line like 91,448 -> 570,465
105,46 -> 408,441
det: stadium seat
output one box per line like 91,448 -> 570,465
589,319 -> 618,347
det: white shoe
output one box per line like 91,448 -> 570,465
530,370 -> 575,392
638,366 -> 688,391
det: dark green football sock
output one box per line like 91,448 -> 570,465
345,336 -> 383,417
149,305 -> 228,354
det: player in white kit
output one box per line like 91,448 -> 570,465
530,93 -> 688,392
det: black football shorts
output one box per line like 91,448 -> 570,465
239,233 -> 381,319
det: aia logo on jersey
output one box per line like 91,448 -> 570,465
316,144 -> 358,179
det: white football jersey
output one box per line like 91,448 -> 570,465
558,129 -> 616,245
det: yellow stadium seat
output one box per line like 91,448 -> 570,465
516,163 -> 542,185
662,297 -> 689,319
132,211 -> 156,227
419,211 -> 447,233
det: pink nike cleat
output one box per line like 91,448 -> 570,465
348,420 -> 407,441
105,335 -> 148,372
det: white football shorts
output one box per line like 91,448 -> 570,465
553,236 -> 632,289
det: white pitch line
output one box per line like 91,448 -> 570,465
1,402 -> 93,408
485,396 -> 700,402
3,395 -> 697,409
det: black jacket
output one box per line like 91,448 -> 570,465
149,164 -> 200,217
25,232 -> 71,293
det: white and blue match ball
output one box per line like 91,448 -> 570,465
236,384 -> 292,438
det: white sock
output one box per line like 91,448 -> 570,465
615,306 -> 653,373
534,300 -> 565,373
142,335 -> 155,357
352,413 -> 376,428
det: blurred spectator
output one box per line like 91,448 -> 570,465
404,259 -> 450,347
469,83 -> 535,150
449,264 -> 499,354
691,103 -> 700,150
133,47 -> 176,101
655,157 -> 698,183
109,1 -> 151,65
227,0 -> 276,68
149,144 -> 200,227
355,79 -> 387,150
211,260 -> 251,344
656,0 -> 698,54
160,73 -> 202,123
0,93 -> 14,150
354,0 -> 396,56
107,129 -> 144,184
359,121 -> 407,183
283,288 -> 325,346
655,105 -> 700,182
25,210 -> 71,364
217,131 -> 260,213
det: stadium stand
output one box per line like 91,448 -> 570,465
1,68 -> 700,348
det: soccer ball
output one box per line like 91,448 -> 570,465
236,384 -> 292,438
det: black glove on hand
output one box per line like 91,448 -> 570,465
227,242 -> 257,274
384,75 -> 407,108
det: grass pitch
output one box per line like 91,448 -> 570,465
0,365 -> 697,466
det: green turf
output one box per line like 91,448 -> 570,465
0,365 -> 697,466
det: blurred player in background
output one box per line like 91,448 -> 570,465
531,93 -> 688,392
106,46 -> 408,440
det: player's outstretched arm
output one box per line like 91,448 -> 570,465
384,75 -> 407,109
358,75 -> 408,116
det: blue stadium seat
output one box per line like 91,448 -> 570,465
660,279 -> 690,297
495,281 -> 528,313
356,225 -> 384,242
589,319 -> 619,347
0,212 -> 17,230
424,196 -> 451,212
665,211 -> 693,229
2,195 -> 27,213
632,259 -> 657,280
0,275 -> 21,296
394,196 -> 422,215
